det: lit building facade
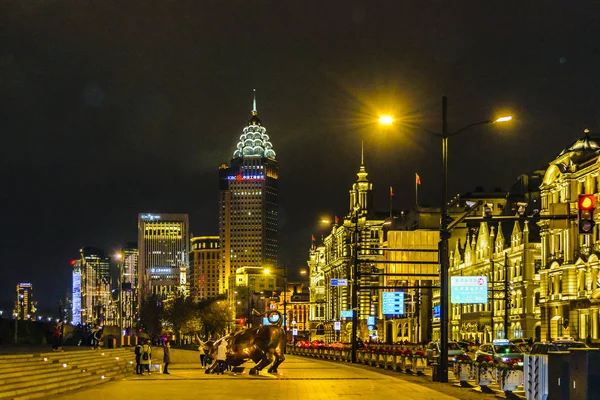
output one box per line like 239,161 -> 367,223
14,282 -> 36,320
538,134 -> 600,342
219,94 -> 278,296
229,266 -> 277,327
189,236 -> 222,300
308,244 -> 326,338
315,158 -> 388,343
138,213 -> 189,302
78,247 -> 112,326
121,243 -> 138,330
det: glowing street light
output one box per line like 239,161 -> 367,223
494,116 -> 512,123
378,115 -> 394,125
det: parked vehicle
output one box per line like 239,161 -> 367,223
456,341 -> 471,353
310,340 -> 326,349
529,337 -> 589,355
425,341 -> 466,365
475,339 -> 524,365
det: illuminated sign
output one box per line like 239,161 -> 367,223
227,174 -> 265,181
433,305 -> 440,319
331,279 -> 348,286
367,316 -> 375,326
382,292 -> 405,315
150,268 -> 173,274
451,276 -> 488,304
292,328 -> 298,336
141,214 -> 161,221
340,310 -> 353,318
334,321 -> 341,331
72,270 -> 81,325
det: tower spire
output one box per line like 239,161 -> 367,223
252,88 -> 257,114
361,139 -> 364,165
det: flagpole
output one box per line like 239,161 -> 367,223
389,187 -> 393,218
415,174 -> 418,206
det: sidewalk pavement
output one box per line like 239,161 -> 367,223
51,354 -> 500,400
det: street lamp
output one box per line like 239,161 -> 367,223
380,96 -> 512,382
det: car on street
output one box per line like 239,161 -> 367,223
425,341 -> 466,365
475,339 -> 524,366
529,337 -> 589,355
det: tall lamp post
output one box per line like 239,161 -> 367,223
379,96 -> 512,382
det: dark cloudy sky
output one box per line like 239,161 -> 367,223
2,1 -> 600,313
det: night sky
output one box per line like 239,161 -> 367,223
2,1 -> 600,313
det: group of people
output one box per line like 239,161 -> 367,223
198,337 -> 229,374
134,339 -> 171,375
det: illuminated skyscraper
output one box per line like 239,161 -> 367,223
138,213 -> 189,302
189,236 -> 221,300
14,282 -> 35,320
219,91 -> 279,294
79,247 -> 111,326
122,243 -> 139,330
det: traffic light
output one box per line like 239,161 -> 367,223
578,194 -> 596,234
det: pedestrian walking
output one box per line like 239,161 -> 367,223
198,339 -> 207,368
163,341 -> 171,374
52,322 -> 63,351
134,342 -> 142,374
216,339 -> 227,375
91,326 -> 102,349
140,339 -> 152,375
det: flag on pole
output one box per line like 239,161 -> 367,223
390,186 -> 394,196
311,234 -> 316,242
334,215 -> 339,224
416,173 -> 421,185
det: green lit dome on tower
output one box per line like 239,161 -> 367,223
232,90 -> 276,159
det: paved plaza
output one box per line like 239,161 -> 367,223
53,355 -> 494,400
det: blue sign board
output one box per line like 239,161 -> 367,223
433,305 -> 440,319
331,279 -> 348,287
340,310 -> 353,318
367,316 -> 376,326
451,276 -> 488,304
382,292 -> 405,315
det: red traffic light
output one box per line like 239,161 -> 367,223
579,194 -> 596,211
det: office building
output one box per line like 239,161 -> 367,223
189,236 -> 221,300
138,213 -> 189,302
14,282 -> 36,320
219,92 -> 279,295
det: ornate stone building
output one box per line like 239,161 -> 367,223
539,134 -> 600,342
309,157 -> 387,342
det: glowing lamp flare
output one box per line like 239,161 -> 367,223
378,115 -> 394,125
494,116 -> 512,123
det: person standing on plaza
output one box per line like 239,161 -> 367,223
216,339 -> 228,375
198,339 -> 207,368
52,321 -> 63,351
134,341 -> 142,374
140,339 -> 152,375
163,341 -> 171,374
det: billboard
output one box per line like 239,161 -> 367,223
382,291 -> 405,315
451,276 -> 488,304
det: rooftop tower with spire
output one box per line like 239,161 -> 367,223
218,90 -> 279,295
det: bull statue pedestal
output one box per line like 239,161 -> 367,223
206,310 -> 286,375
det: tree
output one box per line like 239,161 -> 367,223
164,295 -> 196,345
138,294 -> 163,342
198,297 -> 231,339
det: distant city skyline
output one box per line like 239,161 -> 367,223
4,1 -> 600,311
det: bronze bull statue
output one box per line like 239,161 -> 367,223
205,310 -> 285,375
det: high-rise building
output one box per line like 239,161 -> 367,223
138,213 -> 189,302
219,92 -> 279,295
121,243 -> 139,330
189,236 -> 221,300
14,282 -> 36,320
78,247 -> 111,326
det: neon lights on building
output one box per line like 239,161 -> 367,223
227,174 -> 265,181
72,267 -> 81,325
140,214 -> 161,221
